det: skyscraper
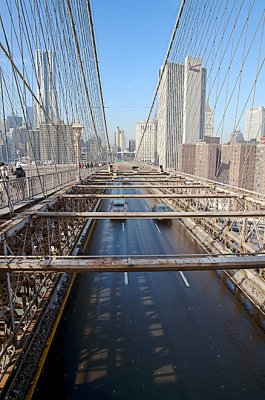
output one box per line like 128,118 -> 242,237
34,50 -> 58,127
157,56 -> 206,169
39,121 -> 75,164
230,130 -> 244,145
205,101 -> 214,136
114,127 -> 126,151
6,115 -> 22,131
245,106 -> 265,141
128,139 -> 136,153
136,121 -> 157,163
229,143 -> 256,190
26,106 -> 34,128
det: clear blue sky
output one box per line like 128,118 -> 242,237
91,0 -> 182,143
91,0 -> 265,145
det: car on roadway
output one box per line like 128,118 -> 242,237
109,200 -> 127,220
152,203 -> 173,222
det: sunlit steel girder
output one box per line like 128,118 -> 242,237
75,184 -> 213,189
63,194 -> 238,199
0,254 -> 264,272
36,211 -> 265,219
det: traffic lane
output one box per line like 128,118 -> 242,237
78,271 -> 265,400
85,198 -> 127,256
82,203 -> 265,399
115,184 -> 204,256
128,195 -> 265,382
34,188 -> 264,399
33,269 -> 265,400
33,189 -> 265,399
125,192 -> 204,255
85,202 -> 190,257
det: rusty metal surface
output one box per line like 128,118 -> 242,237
36,210 -> 265,218
75,184 -> 213,189
63,193 -> 238,199
0,254 -> 264,272
1,166 -> 265,393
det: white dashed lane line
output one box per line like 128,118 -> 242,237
179,271 -> 190,287
124,272 -> 129,285
122,222 -> 125,232
155,223 -> 161,234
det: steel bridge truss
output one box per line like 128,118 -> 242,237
0,183 -> 100,390
0,167 -> 265,391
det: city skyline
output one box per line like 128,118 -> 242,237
2,1 -> 264,143
90,0 -> 265,142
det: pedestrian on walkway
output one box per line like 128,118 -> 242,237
0,162 -> 10,205
0,162 -> 9,180
12,165 -> 26,200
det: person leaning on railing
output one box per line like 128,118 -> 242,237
12,165 -> 26,200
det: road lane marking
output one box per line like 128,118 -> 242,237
122,222 -> 125,231
82,220 -> 96,252
179,271 -> 190,287
155,223 -> 161,233
124,272 -> 129,285
145,205 -> 149,211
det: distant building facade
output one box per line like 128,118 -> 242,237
6,115 -> 23,131
177,144 -> 196,175
178,141 -> 220,180
128,139 -> 136,153
39,121 -> 75,164
10,126 -> 28,158
157,56 -> 206,169
195,142 -> 220,180
253,143 -> 265,193
35,50 -> 58,127
26,106 -> 34,128
204,135 -> 220,144
28,129 -> 41,161
177,132 -> 265,193
229,143 -> 256,190
87,137 -> 100,163
245,106 -> 265,141
230,130 -> 244,145
115,127 -> 126,151
136,121 -> 157,163
204,101 -> 214,136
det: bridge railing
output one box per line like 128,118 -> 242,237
0,167 -> 91,211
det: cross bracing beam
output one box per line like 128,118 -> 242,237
0,254 -> 264,272
88,179 -> 184,182
75,184 -> 213,189
63,194 -> 238,199
36,211 -> 265,219
90,173 -> 180,177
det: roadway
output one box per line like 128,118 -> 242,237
32,185 -> 265,400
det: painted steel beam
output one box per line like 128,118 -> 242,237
74,184 -> 213,189
0,255 -> 264,272
36,211 -> 265,219
63,194 -> 238,199
88,180 -> 183,184
91,174 -> 170,179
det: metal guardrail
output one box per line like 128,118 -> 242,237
0,167 -> 92,211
